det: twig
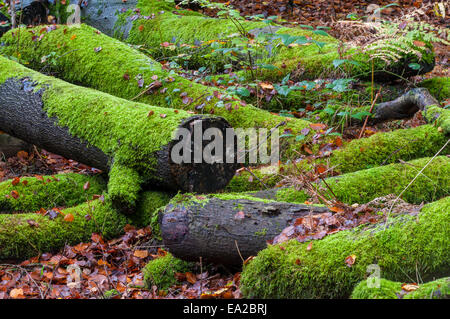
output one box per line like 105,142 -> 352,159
234,240 -> 244,264
383,138 -> 450,230
358,89 -> 381,139
244,167 -> 269,189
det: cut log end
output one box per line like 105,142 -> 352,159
166,116 -> 239,193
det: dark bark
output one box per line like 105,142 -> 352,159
0,12 -> 10,37
372,88 -> 439,123
159,196 -> 331,266
0,77 -> 237,194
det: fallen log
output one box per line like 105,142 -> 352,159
159,193 -> 332,265
250,156 -> 450,205
373,88 -> 450,134
0,173 -> 106,213
240,196 -> 450,298
0,55 -> 237,212
351,277 -> 449,299
226,126 -> 449,192
0,189 -> 172,260
0,24 -> 312,161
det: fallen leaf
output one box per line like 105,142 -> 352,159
64,213 -> 74,222
133,250 -> 149,258
185,272 -> 197,284
402,283 -> 419,292
10,288 -> 24,298
345,254 -> 356,267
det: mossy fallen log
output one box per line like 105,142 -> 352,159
239,196 -> 450,298
0,190 -> 171,260
225,125 -> 449,192
351,277 -> 449,299
118,0 -> 434,81
0,173 -> 106,213
0,55 -> 237,212
158,193 -> 332,266
0,24 -> 313,160
251,156 -> 450,205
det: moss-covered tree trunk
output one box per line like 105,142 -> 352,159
0,56 -> 238,212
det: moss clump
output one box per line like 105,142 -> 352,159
143,252 -> 194,290
419,77 -> 450,102
351,277 -> 449,299
240,196 -> 450,299
0,173 -> 106,213
0,191 -> 171,259
424,105 -> 450,135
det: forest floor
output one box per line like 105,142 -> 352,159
0,1 -> 448,299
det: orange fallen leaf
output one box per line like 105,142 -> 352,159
306,242 -> 313,251
133,250 -> 149,258
64,213 -> 74,222
70,34 -> 77,40
11,177 -> 20,186
329,206 -> 344,213
309,123 -> 327,131
10,190 -> 19,199
402,283 -> 419,292
185,272 -> 197,284
345,254 -> 356,267
10,288 -> 24,299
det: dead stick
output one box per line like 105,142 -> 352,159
358,89 -> 381,139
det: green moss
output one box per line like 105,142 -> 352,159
351,278 -> 402,299
240,196 -> 450,298
329,125 -> 449,173
326,156 -> 449,204
225,165 -> 283,192
108,162 -> 143,213
130,191 -> 173,228
0,190 -> 171,259
272,187 -> 309,204
351,277 -> 449,299
419,77 -> 450,102
424,105 -> 450,135
143,252 -> 194,290
0,173 -> 106,213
